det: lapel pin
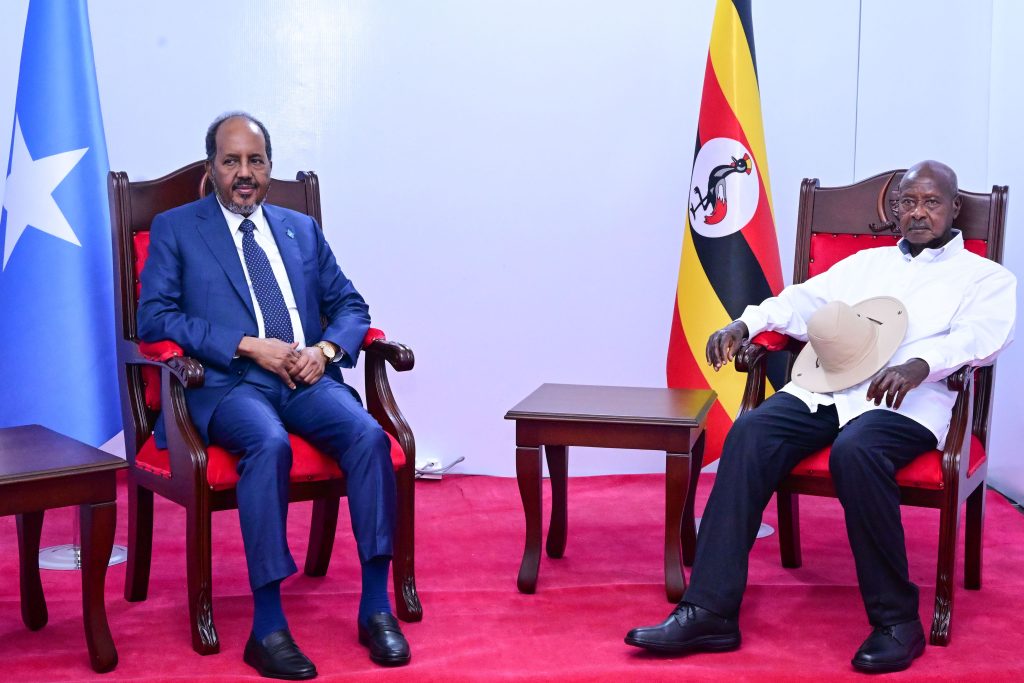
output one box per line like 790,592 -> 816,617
286,228 -> 295,239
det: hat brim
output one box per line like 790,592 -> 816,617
790,297 -> 908,393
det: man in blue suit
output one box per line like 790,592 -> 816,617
138,112 -> 410,678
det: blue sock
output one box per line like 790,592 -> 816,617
358,556 -> 393,627
252,579 -> 288,640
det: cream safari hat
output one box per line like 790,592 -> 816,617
791,297 -> 908,393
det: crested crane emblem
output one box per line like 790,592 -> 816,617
687,138 -> 759,238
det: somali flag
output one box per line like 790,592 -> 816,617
0,0 -> 120,447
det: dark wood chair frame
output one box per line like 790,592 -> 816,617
730,169 -> 1006,646
108,161 -> 422,656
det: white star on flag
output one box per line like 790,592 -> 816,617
1,116 -> 88,269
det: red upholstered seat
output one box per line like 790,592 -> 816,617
788,434 -> 986,491
136,432 -> 405,491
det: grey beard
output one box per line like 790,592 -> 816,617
215,189 -> 259,217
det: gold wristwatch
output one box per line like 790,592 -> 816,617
314,341 -> 337,362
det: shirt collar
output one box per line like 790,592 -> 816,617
217,198 -> 267,235
897,229 -> 963,263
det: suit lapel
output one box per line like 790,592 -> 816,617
194,194 -> 257,322
264,205 -> 309,335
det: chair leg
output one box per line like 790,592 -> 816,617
964,483 -> 985,590
185,501 -> 219,655
777,491 -> 802,568
393,464 -> 422,622
304,496 -> 340,577
124,477 -> 154,602
930,501 -> 960,646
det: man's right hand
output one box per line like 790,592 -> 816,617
237,336 -> 300,389
705,321 -> 749,371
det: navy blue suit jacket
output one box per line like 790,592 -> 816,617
137,193 -> 370,445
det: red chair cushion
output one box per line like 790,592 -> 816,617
136,431 -> 406,491
808,234 -> 987,278
789,433 -> 985,490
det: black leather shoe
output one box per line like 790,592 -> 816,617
852,620 -> 925,673
358,612 -> 411,666
243,630 -> 318,680
625,602 -> 740,654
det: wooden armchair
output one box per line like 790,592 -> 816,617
731,170 -> 1007,646
108,161 -> 422,656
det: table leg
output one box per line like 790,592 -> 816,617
682,432 -> 705,566
16,510 -> 47,630
545,445 -> 568,559
80,501 -> 118,673
665,451 -> 691,603
516,445 -> 543,593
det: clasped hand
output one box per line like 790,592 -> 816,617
238,337 -> 326,389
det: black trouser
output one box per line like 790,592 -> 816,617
684,392 -> 936,627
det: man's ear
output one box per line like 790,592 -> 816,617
952,193 -> 962,219
203,160 -> 214,197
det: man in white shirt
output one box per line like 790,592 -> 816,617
138,113 -> 411,678
625,161 -> 1016,673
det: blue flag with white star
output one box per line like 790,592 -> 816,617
0,0 -> 120,446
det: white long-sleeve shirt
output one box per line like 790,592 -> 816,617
737,231 -> 1016,447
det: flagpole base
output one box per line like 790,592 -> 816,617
695,518 -> 774,539
38,544 -> 128,570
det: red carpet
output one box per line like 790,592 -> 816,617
2,472 -> 1023,681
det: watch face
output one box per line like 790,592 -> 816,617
319,342 -> 335,359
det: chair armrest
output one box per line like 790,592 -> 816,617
136,339 -> 205,388
115,339 -> 209,490
733,333 -> 804,414
940,365 -> 976,497
362,327 -> 414,372
945,365 -> 971,392
362,328 -> 416,475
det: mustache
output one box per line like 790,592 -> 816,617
233,179 -> 258,190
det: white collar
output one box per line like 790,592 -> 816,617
896,229 -> 964,263
217,198 -> 268,234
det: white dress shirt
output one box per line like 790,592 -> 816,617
737,231 -> 1016,447
219,201 -> 306,349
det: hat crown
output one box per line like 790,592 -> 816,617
806,301 -> 879,374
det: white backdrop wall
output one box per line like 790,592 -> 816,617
2,1 -> 1022,500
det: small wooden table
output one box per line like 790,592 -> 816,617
505,384 -> 715,602
0,424 -> 127,673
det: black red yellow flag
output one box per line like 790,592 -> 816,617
667,0 -> 785,464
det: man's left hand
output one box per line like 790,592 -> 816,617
290,347 -> 327,386
865,358 -> 930,410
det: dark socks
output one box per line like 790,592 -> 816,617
252,579 -> 288,640
358,555 -> 393,626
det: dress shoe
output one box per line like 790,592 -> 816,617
625,601 -> 740,654
358,612 -> 411,666
243,630 -> 318,680
851,620 -> 925,673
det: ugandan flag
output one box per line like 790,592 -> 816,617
667,0 -> 786,464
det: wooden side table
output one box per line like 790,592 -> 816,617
505,384 -> 715,602
0,424 -> 127,673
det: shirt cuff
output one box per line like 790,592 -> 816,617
738,306 -> 770,339
914,349 -> 950,383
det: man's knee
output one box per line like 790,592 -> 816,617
236,428 -> 293,478
828,435 -> 879,483
721,404 -> 775,456
344,417 -> 391,465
